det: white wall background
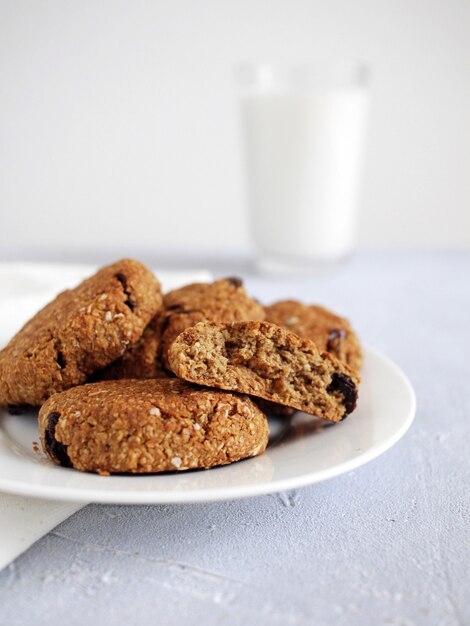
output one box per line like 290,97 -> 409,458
0,0 -> 469,259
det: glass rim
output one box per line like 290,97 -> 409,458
235,61 -> 370,92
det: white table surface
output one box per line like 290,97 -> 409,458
0,251 -> 468,626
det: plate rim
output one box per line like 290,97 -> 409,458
0,345 -> 416,504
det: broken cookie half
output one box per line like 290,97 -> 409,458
168,321 -> 360,423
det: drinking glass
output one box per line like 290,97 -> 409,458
237,62 -> 370,273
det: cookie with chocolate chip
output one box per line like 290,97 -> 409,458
38,378 -> 269,474
0,259 -> 162,407
168,321 -> 360,423
265,300 -> 362,372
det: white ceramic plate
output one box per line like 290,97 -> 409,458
0,263 -> 416,504
0,354 -> 416,504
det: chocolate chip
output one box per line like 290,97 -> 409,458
44,412 -> 72,468
327,373 -> 358,417
115,272 -> 127,288
116,272 -> 136,310
327,328 -> 347,353
225,276 -> 243,288
7,404 -> 35,415
56,350 -> 66,369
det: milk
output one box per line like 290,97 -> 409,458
241,89 -> 368,266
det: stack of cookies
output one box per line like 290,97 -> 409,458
0,259 -> 362,476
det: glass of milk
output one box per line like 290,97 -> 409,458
238,63 -> 370,273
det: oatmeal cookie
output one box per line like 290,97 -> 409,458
93,312 -> 169,381
0,259 -> 162,407
162,277 -> 265,370
265,300 -> 362,371
168,321 -> 360,422
94,277 -> 264,381
38,378 -> 269,474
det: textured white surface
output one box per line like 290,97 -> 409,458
0,251 -> 468,626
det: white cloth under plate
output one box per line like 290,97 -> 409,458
0,262 -> 212,570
